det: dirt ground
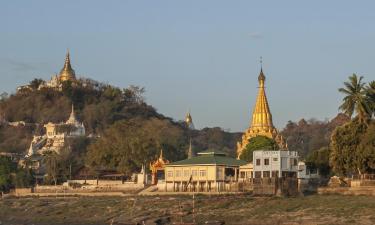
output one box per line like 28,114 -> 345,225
0,194 -> 374,225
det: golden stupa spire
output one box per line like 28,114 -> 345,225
237,58 -> 286,158
59,49 -> 76,82
185,110 -> 195,130
251,61 -> 274,130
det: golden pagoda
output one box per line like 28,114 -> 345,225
59,50 -> 76,82
237,66 -> 286,158
185,111 -> 195,130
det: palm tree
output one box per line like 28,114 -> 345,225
365,80 -> 375,118
338,74 -> 371,124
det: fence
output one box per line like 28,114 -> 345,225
252,177 -> 298,196
351,174 -> 375,180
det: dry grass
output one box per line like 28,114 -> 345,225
0,194 -> 374,225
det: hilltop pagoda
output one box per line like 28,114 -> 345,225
59,50 -> 76,82
237,65 -> 286,158
185,111 -> 195,130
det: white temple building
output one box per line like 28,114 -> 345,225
26,105 -> 85,157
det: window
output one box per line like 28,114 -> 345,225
256,159 -> 261,166
290,158 -> 298,167
263,171 -> 270,178
217,168 -> 223,179
199,170 -> 206,177
240,171 -> 246,178
176,170 -> 181,177
254,171 -> 262,178
273,158 -> 278,162
184,170 -> 190,177
281,157 -> 288,169
192,170 -> 198,177
271,171 -> 279,178
264,158 -> 270,165
167,171 -> 173,177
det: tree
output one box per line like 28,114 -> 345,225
0,92 -> 8,101
338,74 -> 371,124
42,151 -> 59,185
85,117 -> 186,176
239,136 -> 278,162
357,122 -> 375,174
330,120 -> 367,176
365,80 -> 375,118
13,168 -> 34,188
29,79 -> 45,90
0,157 -> 15,192
305,147 -> 331,177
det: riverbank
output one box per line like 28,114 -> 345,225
1,194 -> 374,225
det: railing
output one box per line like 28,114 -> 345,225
351,174 -> 375,180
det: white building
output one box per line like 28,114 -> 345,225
252,150 -> 299,178
26,105 -> 85,157
297,161 -> 320,179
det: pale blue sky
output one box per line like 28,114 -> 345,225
1,1 -> 375,131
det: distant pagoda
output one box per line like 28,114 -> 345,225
237,64 -> 286,158
185,111 -> 195,130
59,50 -> 76,82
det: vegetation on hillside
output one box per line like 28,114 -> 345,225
0,78 -> 241,182
281,114 -> 350,158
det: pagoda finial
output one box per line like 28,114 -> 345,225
66,103 -> 78,124
65,49 -> 70,66
188,138 -> 195,159
258,57 -> 266,84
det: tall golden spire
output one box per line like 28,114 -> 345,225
237,60 -> 286,158
251,67 -> 274,130
59,49 -> 76,82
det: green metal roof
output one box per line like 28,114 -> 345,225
197,149 -> 227,156
167,151 -> 247,167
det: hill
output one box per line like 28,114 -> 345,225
0,78 -> 240,160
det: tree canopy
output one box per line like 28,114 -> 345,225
239,136 -> 278,162
330,120 -> 375,175
329,75 -> 375,176
305,147 -> 331,177
85,117 -> 186,176
338,74 -> 372,124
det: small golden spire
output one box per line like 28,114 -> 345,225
185,112 -> 192,124
185,110 -> 195,129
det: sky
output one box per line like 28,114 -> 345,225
1,1 -> 375,132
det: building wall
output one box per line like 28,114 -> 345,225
253,151 -> 299,178
165,165 -> 221,182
